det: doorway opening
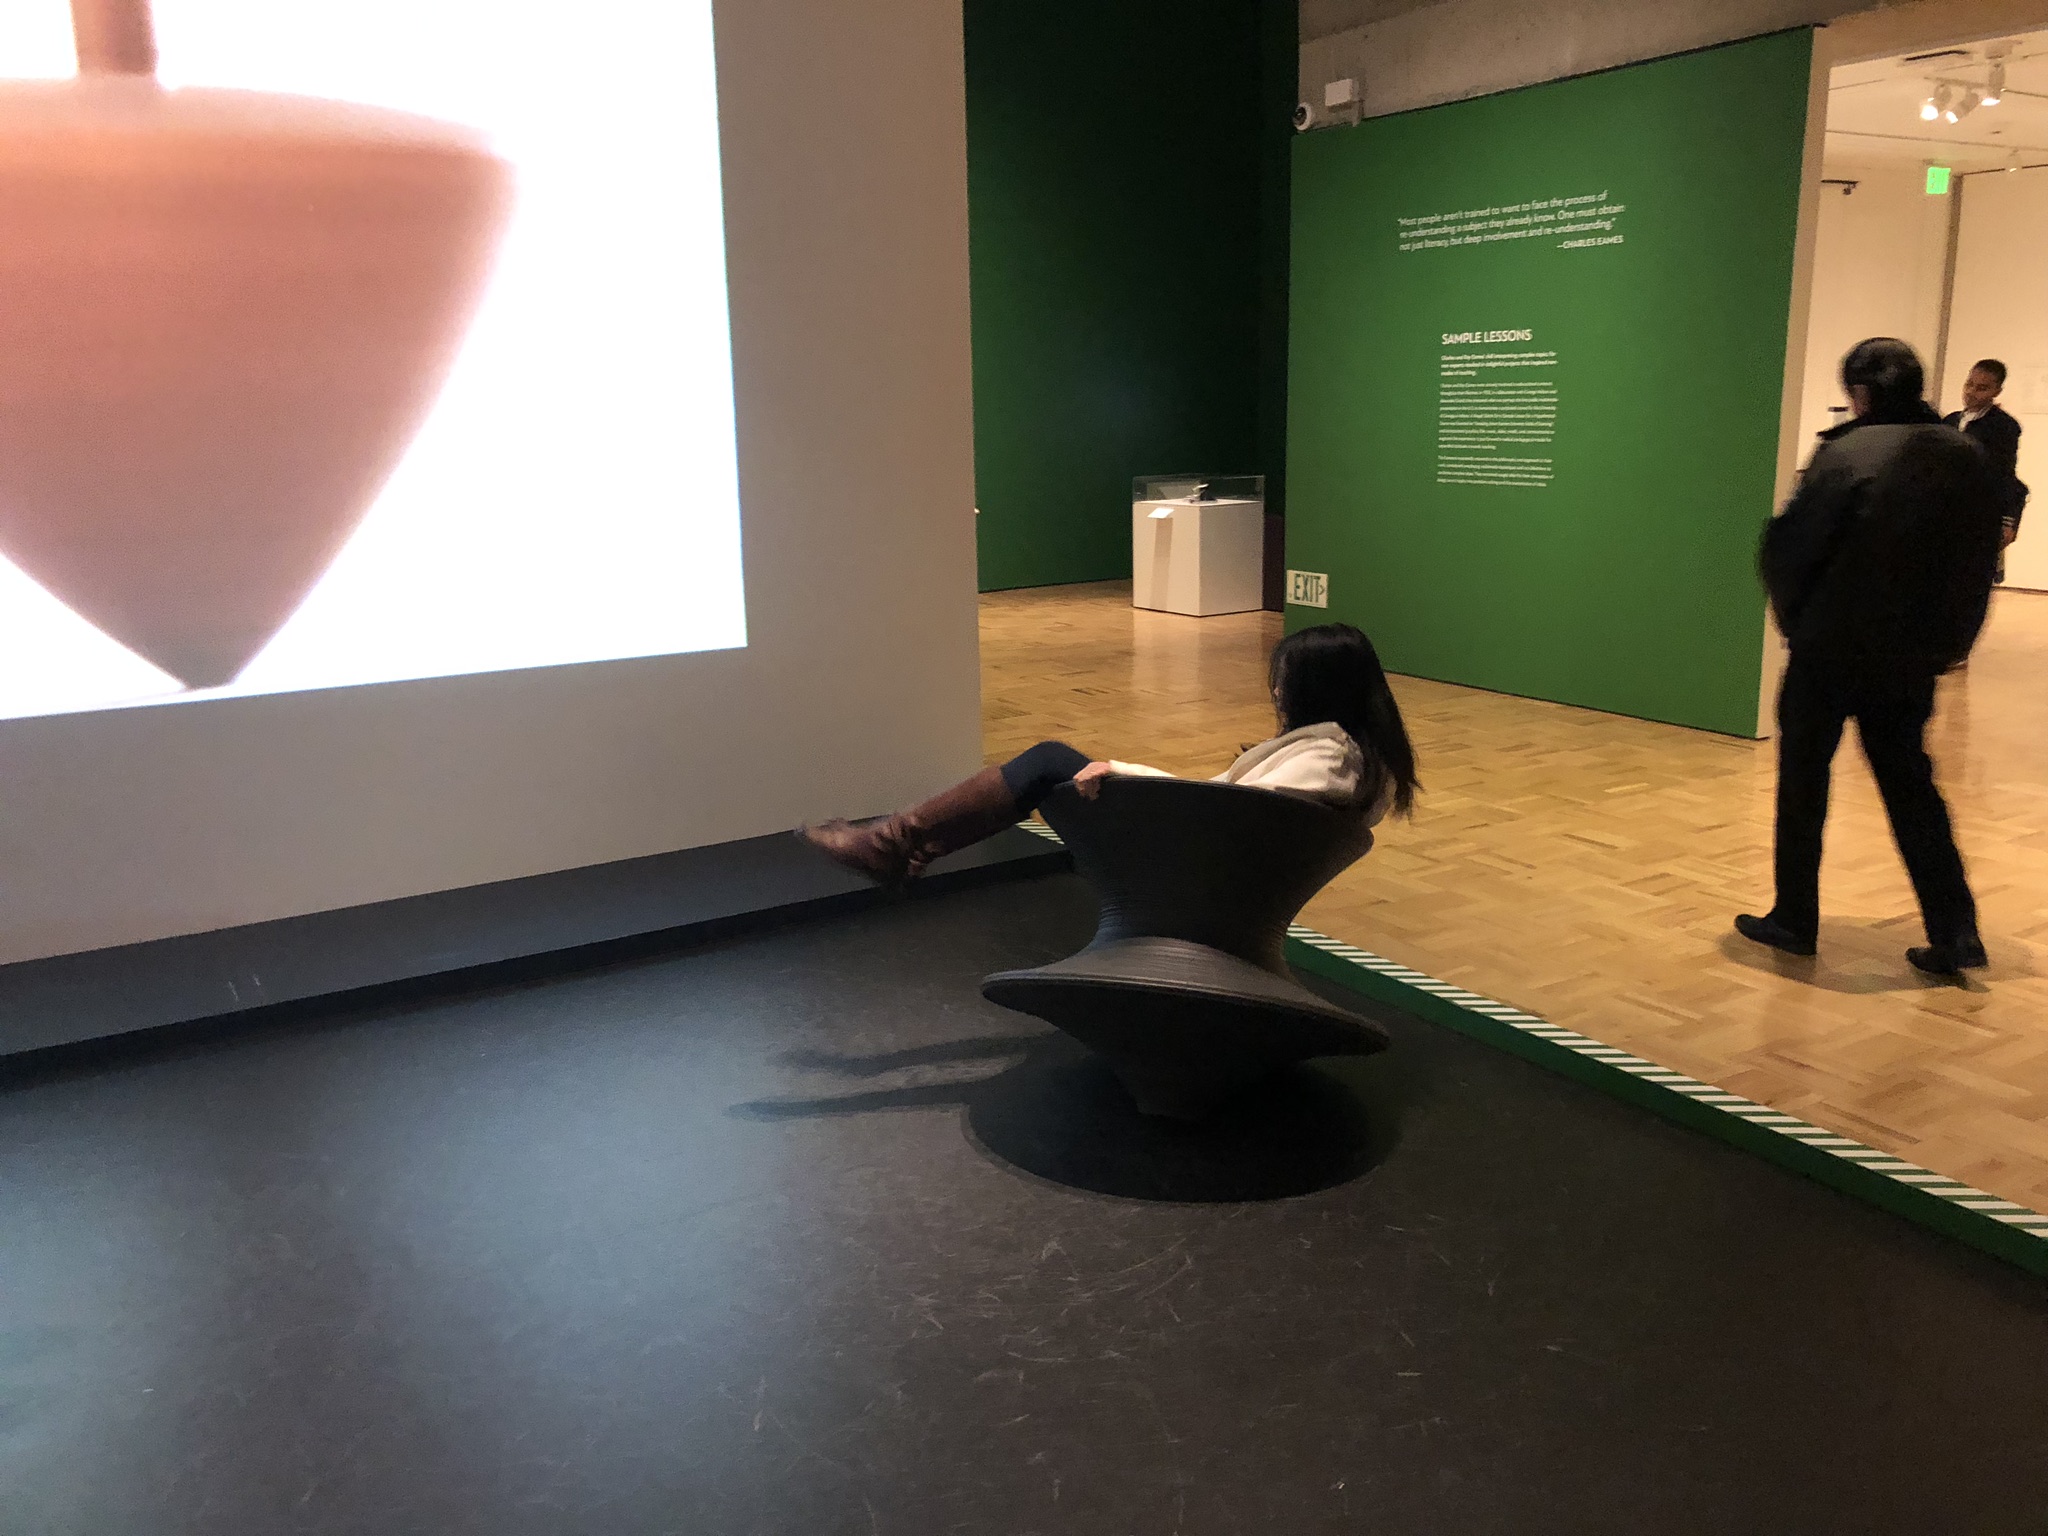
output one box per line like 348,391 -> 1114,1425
1801,26 -> 2048,588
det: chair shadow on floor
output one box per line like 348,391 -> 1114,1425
731,1030 -> 1403,1204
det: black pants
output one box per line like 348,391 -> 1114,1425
1772,656 -> 1976,944
998,741 -> 1090,815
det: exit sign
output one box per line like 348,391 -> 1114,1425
1926,164 -> 1952,195
1287,570 -> 1329,608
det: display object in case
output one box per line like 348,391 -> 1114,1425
1131,474 -> 1265,616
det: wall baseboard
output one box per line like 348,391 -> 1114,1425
0,828 -> 1068,1062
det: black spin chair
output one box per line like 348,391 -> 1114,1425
982,776 -> 1389,1119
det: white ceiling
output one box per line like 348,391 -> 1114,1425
1826,29 -> 2048,174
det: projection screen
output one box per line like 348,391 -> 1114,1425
0,0 -> 984,964
0,0 -> 745,718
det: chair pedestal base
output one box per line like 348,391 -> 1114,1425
983,938 -> 1389,1121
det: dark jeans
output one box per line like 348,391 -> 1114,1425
1772,655 -> 1976,945
999,740 -> 1091,815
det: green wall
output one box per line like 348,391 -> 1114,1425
966,0 -> 1295,592
1286,31 -> 1814,735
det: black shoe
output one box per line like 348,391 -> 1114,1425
1735,912 -> 1816,957
1906,937 -> 1989,976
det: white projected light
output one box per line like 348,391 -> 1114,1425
0,0 -> 746,722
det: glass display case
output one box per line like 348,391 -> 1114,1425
1132,474 -> 1265,505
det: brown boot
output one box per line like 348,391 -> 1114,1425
795,815 -> 921,886
797,766 -> 1019,887
898,766 -> 1020,877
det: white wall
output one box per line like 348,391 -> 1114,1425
1794,161 -> 1953,450
1944,164 -> 2048,591
1758,39 -> 1833,736
0,0 -> 984,965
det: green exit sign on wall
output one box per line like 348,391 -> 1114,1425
1926,164 -> 1952,194
1287,570 -> 1329,608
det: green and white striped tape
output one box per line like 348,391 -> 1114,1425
1283,923 -> 2048,1278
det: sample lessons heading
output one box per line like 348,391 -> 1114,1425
1442,329 -> 1534,345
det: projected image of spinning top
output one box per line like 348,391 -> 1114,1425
0,0 -> 512,688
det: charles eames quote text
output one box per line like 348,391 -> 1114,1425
1398,191 -> 1627,253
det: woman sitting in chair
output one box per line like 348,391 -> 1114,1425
800,621 -> 1419,887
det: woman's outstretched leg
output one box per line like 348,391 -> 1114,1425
798,741 -> 1089,886
996,740 -> 1092,814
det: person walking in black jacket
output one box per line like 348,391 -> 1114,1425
1737,338 -> 2004,975
1943,358 -> 2027,580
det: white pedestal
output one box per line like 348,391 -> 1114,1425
1131,498 -> 1264,616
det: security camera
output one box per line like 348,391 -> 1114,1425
1292,101 -> 1313,131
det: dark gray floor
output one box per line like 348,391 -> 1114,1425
3,872 -> 2044,1536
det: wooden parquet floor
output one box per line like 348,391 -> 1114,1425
981,581 -> 2048,1212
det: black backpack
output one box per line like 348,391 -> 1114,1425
1846,426 -> 2005,673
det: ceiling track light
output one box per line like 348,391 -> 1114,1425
1984,40 -> 2015,107
1913,44 -> 2011,126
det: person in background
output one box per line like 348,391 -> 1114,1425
1944,358 -> 2027,581
798,623 -> 1418,887
1739,338 -> 2004,976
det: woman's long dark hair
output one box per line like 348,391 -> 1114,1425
1268,622 -> 1419,816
